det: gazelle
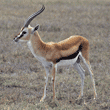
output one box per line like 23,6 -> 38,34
14,5 -> 97,102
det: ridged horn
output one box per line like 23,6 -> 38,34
23,5 -> 45,27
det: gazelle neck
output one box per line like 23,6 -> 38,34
29,31 -> 47,56
31,31 -> 44,43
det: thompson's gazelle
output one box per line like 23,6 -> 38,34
14,5 -> 97,102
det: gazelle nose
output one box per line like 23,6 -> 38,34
13,37 -> 18,42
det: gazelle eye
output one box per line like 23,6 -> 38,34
23,31 -> 27,34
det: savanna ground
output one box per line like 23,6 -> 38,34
0,0 -> 110,109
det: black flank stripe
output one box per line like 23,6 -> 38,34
56,45 -> 82,63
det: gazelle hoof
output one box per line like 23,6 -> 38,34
40,97 -> 45,102
40,98 -> 44,102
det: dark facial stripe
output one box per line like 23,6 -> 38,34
56,45 -> 82,63
18,33 -> 24,39
18,31 -> 27,39
14,30 -> 26,42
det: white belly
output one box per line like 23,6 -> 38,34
57,53 -> 79,67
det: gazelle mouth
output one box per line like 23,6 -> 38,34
14,33 -> 24,42
14,37 -> 19,42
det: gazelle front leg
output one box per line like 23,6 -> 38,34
52,64 -> 57,100
40,66 -> 50,102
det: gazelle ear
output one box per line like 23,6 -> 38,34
31,25 -> 39,34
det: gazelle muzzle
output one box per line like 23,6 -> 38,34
14,33 -> 24,42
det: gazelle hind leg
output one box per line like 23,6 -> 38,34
74,62 -> 85,98
40,66 -> 49,102
79,53 -> 97,99
79,63 -> 85,73
77,56 -> 85,73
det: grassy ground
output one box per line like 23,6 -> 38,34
0,0 -> 110,109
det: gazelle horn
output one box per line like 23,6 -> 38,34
23,5 -> 45,27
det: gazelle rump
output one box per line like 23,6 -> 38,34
14,5 -> 97,102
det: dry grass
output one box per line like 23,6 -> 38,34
0,0 -> 110,109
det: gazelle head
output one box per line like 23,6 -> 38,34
14,5 -> 45,42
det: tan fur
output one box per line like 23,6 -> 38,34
28,31 -> 89,64
14,27 -> 89,63
14,26 -> 89,63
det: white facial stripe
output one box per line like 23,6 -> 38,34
18,28 -> 28,38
